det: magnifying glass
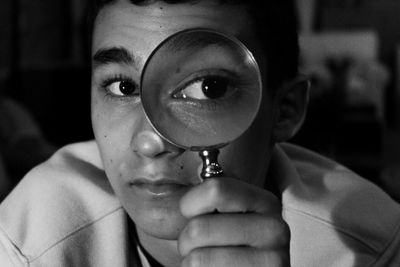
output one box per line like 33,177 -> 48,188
140,28 -> 262,180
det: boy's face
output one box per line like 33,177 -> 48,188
91,0 -> 278,240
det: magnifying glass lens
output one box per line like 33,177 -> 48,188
141,29 -> 262,150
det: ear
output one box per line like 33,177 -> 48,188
272,77 -> 310,143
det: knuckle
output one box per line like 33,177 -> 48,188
258,216 -> 290,248
179,218 -> 207,256
273,219 -> 291,246
183,249 -> 206,267
206,179 -> 225,204
263,252 -> 290,267
247,220 -> 266,247
277,220 -> 291,245
178,232 -> 189,256
276,252 -> 291,267
186,217 -> 207,241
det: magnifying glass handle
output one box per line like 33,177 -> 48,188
199,149 -> 224,179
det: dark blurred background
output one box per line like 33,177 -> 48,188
1,0 -> 400,202
0,0 -> 92,145
0,0 -> 91,198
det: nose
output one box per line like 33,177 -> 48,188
132,115 -> 183,158
133,130 -> 165,157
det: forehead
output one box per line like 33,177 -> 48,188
92,0 -> 258,69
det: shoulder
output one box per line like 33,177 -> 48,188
275,143 -> 400,266
0,141 -> 124,265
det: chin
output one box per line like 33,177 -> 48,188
130,205 -> 189,240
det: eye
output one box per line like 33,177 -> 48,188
104,79 -> 138,97
174,76 -> 232,100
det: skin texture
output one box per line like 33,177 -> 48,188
91,0 -> 307,266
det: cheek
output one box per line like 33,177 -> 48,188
219,106 -> 275,186
92,112 -> 120,182
91,94 -> 138,183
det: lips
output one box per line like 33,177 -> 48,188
129,178 -> 192,197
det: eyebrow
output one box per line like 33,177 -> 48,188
92,47 -> 139,70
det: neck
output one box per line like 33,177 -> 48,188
135,226 -> 182,267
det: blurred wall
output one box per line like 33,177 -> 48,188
19,0 -> 71,69
316,0 -> 400,126
318,0 -> 400,68
0,0 -> 12,75
2,0 -> 92,146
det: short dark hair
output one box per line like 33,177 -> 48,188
87,0 -> 299,93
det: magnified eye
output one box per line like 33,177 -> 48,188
103,78 -> 138,97
174,76 -> 234,100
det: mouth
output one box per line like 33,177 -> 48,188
129,178 -> 193,198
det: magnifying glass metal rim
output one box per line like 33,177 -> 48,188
140,27 -> 263,151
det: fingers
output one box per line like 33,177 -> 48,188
178,177 -> 290,267
181,247 -> 290,267
179,177 -> 280,218
178,213 -> 290,257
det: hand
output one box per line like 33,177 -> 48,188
178,177 -> 290,267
